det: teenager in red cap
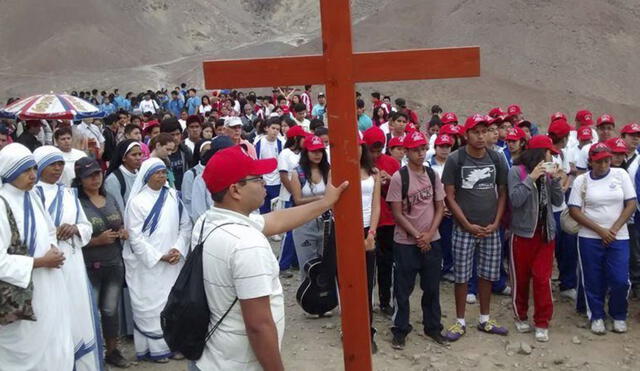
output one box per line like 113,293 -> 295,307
506,104 -> 539,136
620,123 -> 640,297
363,126 -> 401,317
508,135 -> 564,342
387,131 -> 448,348
567,109 -> 598,149
488,108 -> 510,150
568,143 -> 636,335
505,127 -> 527,167
576,114 -> 616,173
606,138 -> 629,168
384,112 -> 409,152
195,145 -> 348,370
388,136 -> 405,164
442,114 -> 510,340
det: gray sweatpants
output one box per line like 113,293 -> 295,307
293,217 -> 325,280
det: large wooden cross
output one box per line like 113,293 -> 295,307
202,1 -> 479,369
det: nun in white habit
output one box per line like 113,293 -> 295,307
34,146 -> 103,371
0,143 -> 74,370
124,157 -> 192,362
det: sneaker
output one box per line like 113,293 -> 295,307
442,272 -> 455,282
443,322 -> 466,342
477,320 -> 509,336
514,320 -> 533,333
613,320 -> 628,333
535,327 -> 549,342
499,286 -> 512,296
170,352 -> 185,360
560,289 -> 578,301
426,332 -> 450,346
591,319 -> 606,335
466,294 -> 477,304
391,333 -> 406,349
271,234 -> 282,242
380,305 -> 395,318
152,358 -> 169,364
105,349 -> 131,368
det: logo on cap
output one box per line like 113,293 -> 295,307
311,136 -> 322,146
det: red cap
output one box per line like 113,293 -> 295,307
305,135 -> 326,151
464,114 -> 489,131
439,123 -> 463,136
441,112 -> 458,124
577,126 -> 593,141
142,120 -> 160,134
527,135 -> 559,154
596,113 -> 615,126
203,145 -> 277,193
363,126 -> 386,146
505,127 -> 526,141
507,104 -> 522,117
589,142 -> 613,161
550,112 -> 567,122
403,131 -> 428,149
547,118 -> 572,138
575,110 -> 594,126
286,125 -> 309,139
435,134 -> 455,147
621,122 -> 640,135
488,107 -> 506,118
388,136 -> 404,148
405,122 -> 418,133
605,138 -> 628,154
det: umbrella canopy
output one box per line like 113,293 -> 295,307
0,94 -> 105,120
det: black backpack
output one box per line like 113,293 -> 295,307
161,221 -> 238,360
399,165 -> 436,214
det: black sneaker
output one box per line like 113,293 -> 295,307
426,332 -> 450,346
391,334 -> 406,350
105,349 -> 131,368
380,305 -> 395,318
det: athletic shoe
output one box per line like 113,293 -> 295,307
466,294 -> 477,304
613,320 -> 628,333
426,332 -> 450,346
443,322 -> 466,342
535,327 -> 549,342
271,234 -> 282,241
391,334 -> 406,349
477,320 -> 509,336
591,319 -> 606,335
380,305 -> 395,318
560,289 -> 577,301
105,349 -> 131,368
499,286 -> 512,296
442,272 -> 455,282
152,358 -> 169,364
514,320 -> 532,333
170,352 -> 185,360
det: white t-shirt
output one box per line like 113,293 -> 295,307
60,148 -> 86,186
184,138 -> 196,153
256,137 -> 283,186
567,127 -> 598,150
139,99 -> 158,114
361,176 -> 374,228
277,148 -> 300,202
575,143 -> 593,170
196,207 -> 284,371
568,168 -> 636,239
551,150 -> 571,212
294,118 -> 311,132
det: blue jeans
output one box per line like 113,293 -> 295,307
279,200 -> 299,270
439,216 -> 454,275
554,211 -> 578,291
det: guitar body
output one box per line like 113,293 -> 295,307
295,212 -> 338,315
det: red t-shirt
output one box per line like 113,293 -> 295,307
376,154 -> 401,227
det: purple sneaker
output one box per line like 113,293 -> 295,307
477,319 -> 509,336
443,322 -> 466,342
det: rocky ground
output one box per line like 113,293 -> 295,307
122,241 -> 640,371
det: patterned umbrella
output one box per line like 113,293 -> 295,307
0,94 -> 105,120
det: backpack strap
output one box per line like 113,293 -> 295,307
295,165 -> 307,189
277,139 -> 283,154
455,147 -> 467,189
425,166 -> 437,207
400,165 -> 435,214
113,168 -> 126,199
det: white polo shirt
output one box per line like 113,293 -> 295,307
195,207 -> 284,371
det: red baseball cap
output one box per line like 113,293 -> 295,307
621,122 -> 640,135
575,110 -> 594,126
388,136 -> 404,148
589,142 -> 613,161
577,126 -> 593,141
305,135 -> 326,151
464,114 -> 489,132
547,118 -> 572,138
605,137 -> 628,154
203,145 -> 277,193
596,113 -> 615,127
441,112 -> 458,124
527,135 -> 559,154
550,112 -> 567,122
439,123 -> 463,136
403,131 -> 428,149
286,125 -> 309,139
505,127 -> 526,141
435,134 -> 455,147
488,107 -> 506,118
143,120 -> 160,134
405,122 -> 418,133
507,104 -> 522,117
363,126 -> 386,146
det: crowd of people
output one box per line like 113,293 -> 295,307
0,84 -> 639,371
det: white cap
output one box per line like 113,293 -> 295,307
224,116 -> 243,127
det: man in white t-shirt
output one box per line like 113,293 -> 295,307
192,145 -> 347,371
576,114 -> 616,172
567,110 -> 599,150
256,118 -> 284,214
292,103 -> 311,132
54,126 -> 87,186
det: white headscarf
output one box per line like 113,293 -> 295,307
33,146 -> 64,180
0,143 -> 36,187
127,158 -> 167,203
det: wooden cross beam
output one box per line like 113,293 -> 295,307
202,1 -> 480,369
